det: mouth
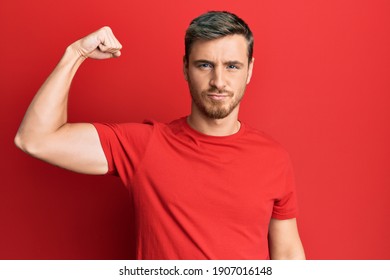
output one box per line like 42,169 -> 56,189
206,94 -> 230,101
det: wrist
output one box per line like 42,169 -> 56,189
53,44 -> 87,73
65,42 -> 88,62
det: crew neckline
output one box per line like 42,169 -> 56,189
178,116 -> 245,141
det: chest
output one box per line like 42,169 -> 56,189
132,137 -> 285,224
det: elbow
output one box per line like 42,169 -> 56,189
14,132 -> 39,156
14,132 -> 25,151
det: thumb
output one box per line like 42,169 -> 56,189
98,44 -> 122,58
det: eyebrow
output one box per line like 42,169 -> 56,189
224,60 -> 245,67
192,59 -> 245,67
192,59 -> 213,65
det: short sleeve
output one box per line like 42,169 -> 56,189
92,122 -> 154,186
271,154 -> 299,220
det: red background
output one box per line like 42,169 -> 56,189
1,0 -> 389,259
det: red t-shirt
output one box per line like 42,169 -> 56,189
93,117 -> 298,259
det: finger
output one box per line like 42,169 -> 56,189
99,27 -> 122,50
112,50 -> 121,58
82,26 -> 122,59
98,44 -> 121,54
98,43 -> 110,52
98,29 -> 122,52
96,44 -> 121,59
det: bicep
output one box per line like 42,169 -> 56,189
268,218 -> 305,260
33,123 -> 108,175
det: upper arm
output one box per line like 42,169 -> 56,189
16,123 -> 108,175
268,218 -> 306,260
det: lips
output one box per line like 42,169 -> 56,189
207,94 -> 229,101
205,89 -> 233,101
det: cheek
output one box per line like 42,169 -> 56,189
230,74 -> 248,89
188,72 -> 209,89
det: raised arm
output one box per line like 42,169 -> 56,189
14,27 -> 122,174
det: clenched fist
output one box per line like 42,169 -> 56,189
70,26 -> 122,60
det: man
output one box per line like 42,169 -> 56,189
15,11 -> 305,259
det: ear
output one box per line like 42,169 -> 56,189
246,57 -> 255,84
183,55 -> 189,81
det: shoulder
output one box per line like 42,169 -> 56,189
92,121 -> 158,142
241,122 -> 291,162
242,123 -> 286,149
93,118 -> 186,140
150,117 -> 188,136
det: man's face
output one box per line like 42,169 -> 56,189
184,34 -> 254,119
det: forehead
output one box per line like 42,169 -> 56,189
189,35 -> 248,63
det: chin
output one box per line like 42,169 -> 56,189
202,106 -> 233,119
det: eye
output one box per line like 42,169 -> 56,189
227,64 -> 239,70
198,63 -> 213,69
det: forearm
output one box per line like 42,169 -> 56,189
15,45 -> 85,150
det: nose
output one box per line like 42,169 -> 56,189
209,67 -> 226,91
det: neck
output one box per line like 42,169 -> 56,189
187,106 -> 241,137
